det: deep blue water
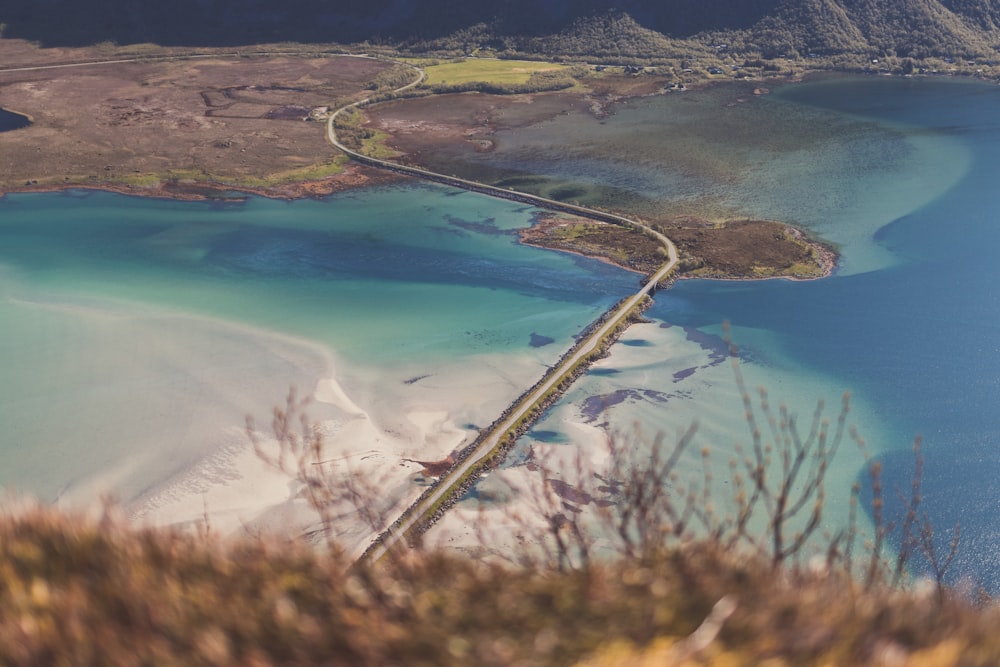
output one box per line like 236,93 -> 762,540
0,108 -> 30,132
660,77 -> 1000,588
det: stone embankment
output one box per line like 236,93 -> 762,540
358,295 -> 654,563
408,297 -> 655,537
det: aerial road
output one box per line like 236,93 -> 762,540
324,61 -> 680,563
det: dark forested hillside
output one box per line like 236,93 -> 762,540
943,0 -> 1000,29
0,0 -> 779,47
1,0 -> 999,58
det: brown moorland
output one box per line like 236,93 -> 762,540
0,41 -> 406,198
521,215 -> 834,280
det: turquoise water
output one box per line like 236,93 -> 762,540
0,185 -> 636,503
5,76 -> 1000,588
724,77 -> 1000,587
0,187 -> 633,363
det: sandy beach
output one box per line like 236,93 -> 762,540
124,329 -> 572,557
422,315 -> 885,563
126,362 -> 441,553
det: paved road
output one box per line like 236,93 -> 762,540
325,64 -> 679,564
2,48 -> 678,560
362,252 -> 675,564
0,50 -> 376,74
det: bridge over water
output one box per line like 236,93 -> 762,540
325,62 -> 679,563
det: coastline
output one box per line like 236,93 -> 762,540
3,170 -> 837,285
127,343 -> 584,556
0,162 -> 409,203
521,215 -> 838,283
518,216 -> 648,275
680,226 -> 839,282
2,63 -> 843,551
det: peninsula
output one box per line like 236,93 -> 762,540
0,39 -> 832,281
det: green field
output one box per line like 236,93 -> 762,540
419,58 -> 571,86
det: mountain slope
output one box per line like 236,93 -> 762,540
1,0 -> 998,57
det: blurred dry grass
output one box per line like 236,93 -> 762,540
0,504 -> 998,666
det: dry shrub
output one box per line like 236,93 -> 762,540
0,503 -> 997,666
2,336 -> 982,663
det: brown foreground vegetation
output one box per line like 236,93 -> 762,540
0,330 -> 986,666
0,504 -> 995,666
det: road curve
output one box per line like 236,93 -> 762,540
3,49 -> 678,561
326,66 -> 676,263
326,62 -> 679,564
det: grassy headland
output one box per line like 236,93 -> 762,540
0,43 -> 410,199
521,216 -> 833,280
417,58 -> 576,87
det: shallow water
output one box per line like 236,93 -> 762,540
457,76 -> 1000,589
436,78 -> 973,276
5,75 -> 1000,588
0,186 -> 636,505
